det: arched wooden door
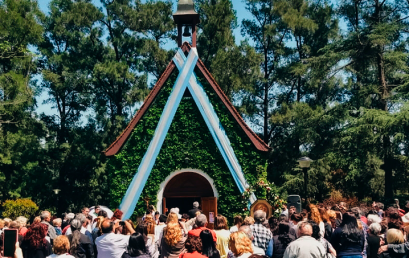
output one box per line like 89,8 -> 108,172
163,172 -> 217,228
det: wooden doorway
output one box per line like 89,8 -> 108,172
163,172 -> 217,227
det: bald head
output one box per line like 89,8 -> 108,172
298,222 -> 312,237
101,219 -> 114,234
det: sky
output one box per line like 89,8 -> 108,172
35,0 -> 252,116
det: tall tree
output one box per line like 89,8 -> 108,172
338,0 -> 409,199
0,0 -> 44,200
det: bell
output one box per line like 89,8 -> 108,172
174,0 -> 197,15
183,26 -> 191,37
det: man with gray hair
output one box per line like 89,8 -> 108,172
188,214 -> 217,242
188,201 -> 201,219
283,222 -> 326,258
40,210 -> 57,242
250,210 -> 272,252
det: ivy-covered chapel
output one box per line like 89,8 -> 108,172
104,0 -> 269,223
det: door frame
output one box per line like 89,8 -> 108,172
156,169 -> 219,213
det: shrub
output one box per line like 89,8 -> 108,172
2,199 -> 39,220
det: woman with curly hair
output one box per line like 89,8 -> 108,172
228,232 -> 253,258
160,223 -> 186,258
308,204 -> 324,238
22,222 -> 52,258
180,236 -> 206,258
48,235 -> 75,258
67,219 -> 93,258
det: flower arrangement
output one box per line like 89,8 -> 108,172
241,165 -> 286,217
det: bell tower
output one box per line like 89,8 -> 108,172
173,0 -> 200,47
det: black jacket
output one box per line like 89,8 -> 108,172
68,233 -> 94,258
272,234 -> 296,258
188,208 -> 201,219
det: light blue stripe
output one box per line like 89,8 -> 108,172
119,50 -> 199,219
173,50 -> 248,194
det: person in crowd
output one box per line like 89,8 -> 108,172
289,213 -> 303,237
181,236 -> 205,258
155,212 -> 160,225
281,204 -> 288,218
318,206 -> 332,241
9,221 -> 24,246
136,220 -> 158,258
16,216 -> 28,237
160,222 -> 186,258
271,222 -> 295,258
230,216 -> 243,233
188,202 -> 201,220
40,211 -> 57,243
112,209 -> 124,221
308,204 -> 325,238
228,231 -> 253,258
121,233 -> 151,258
326,210 -> 337,231
213,215 -> 230,258
330,211 -> 365,258
81,207 -> 90,217
47,235 -> 75,258
53,218 -> 62,236
288,206 -> 296,218
155,215 -> 167,244
22,222 -> 53,258
188,214 -> 217,242
367,223 -> 381,258
242,217 -> 254,226
283,222 -> 325,258
67,219 -> 94,258
374,202 -> 385,218
34,217 -> 42,224
309,220 -> 336,257
95,219 -> 136,258
238,226 -> 264,256
200,230 -> 220,258
379,229 -> 406,258
250,210 -> 272,252
367,214 -> 382,226
91,216 -> 106,242
65,214 -> 92,242
90,206 -> 100,221
62,214 -> 75,232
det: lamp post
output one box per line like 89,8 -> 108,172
297,157 -> 312,201
53,189 -> 61,216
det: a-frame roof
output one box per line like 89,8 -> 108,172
104,43 -> 270,156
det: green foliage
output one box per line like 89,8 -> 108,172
2,199 -> 39,220
107,69 -> 266,220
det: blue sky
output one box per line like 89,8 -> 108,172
35,0 -> 252,116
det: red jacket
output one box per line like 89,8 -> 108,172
188,227 -> 217,242
179,251 -> 207,258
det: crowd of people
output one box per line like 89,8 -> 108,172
2,200 -> 409,258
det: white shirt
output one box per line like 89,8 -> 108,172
95,233 -> 130,258
283,236 -> 325,258
65,226 -> 90,236
230,226 -> 239,233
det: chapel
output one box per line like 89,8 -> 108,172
104,0 -> 270,224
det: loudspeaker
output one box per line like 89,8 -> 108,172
287,195 -> 301,213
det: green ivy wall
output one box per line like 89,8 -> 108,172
107,68 -> 267,219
